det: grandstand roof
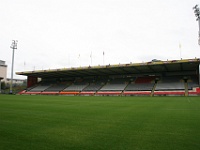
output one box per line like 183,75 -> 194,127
16,58 -> 200,78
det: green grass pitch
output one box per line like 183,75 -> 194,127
0,95 -> 200,150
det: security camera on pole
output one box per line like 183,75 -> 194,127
193,4 -> 200,45
10,40 -> 18,94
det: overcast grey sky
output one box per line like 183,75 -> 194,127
0,0 -> 200,79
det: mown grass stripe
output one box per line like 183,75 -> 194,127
0,95 -> 200,150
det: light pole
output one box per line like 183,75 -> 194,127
193,5 -> 200,45
10,40 -> 18,94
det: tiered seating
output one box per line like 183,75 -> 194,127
187,76 -> 200,95
96,78 -> 129,95
124,76 -> 155,95
187,76 -> 199,90
100,78 -> 128,91
25,83 -> 51,94
83,78 -> 107,91
29,85 -> 50,92
80,78 -> 107,95
154,76 -> 185,95
63,84 -> 88,91
26,85 -> 37,91
19,75 -> 199,96
155,76 -> 184,91
24,80 -> 73,95
125,83 -> 154,91
44,84 -> 67,92
83,84 -> 102,91
41,83 -> 68,95
60,79 -> 89,95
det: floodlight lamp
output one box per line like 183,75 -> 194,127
194,9 -> 199,14
193,4 -> 198,9
10,40 -> 18,49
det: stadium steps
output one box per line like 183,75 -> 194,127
82,84 -> 90,91
121,81 -> 131,96
150,82 -> 157,97
123,81 -> 131,91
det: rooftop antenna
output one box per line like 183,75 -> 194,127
193,4 -> 200,45
10,40 -> 18,94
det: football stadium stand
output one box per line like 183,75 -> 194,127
125,76 -> 155,91
45,84 -> 67,92
29,85 -> 50,92
155,76 -> 185,91
83,78 -> 106,91
187,75 -> 199,90
16,58 -> 200,96
153,76 -> 185,96
100,78 -> 129,91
